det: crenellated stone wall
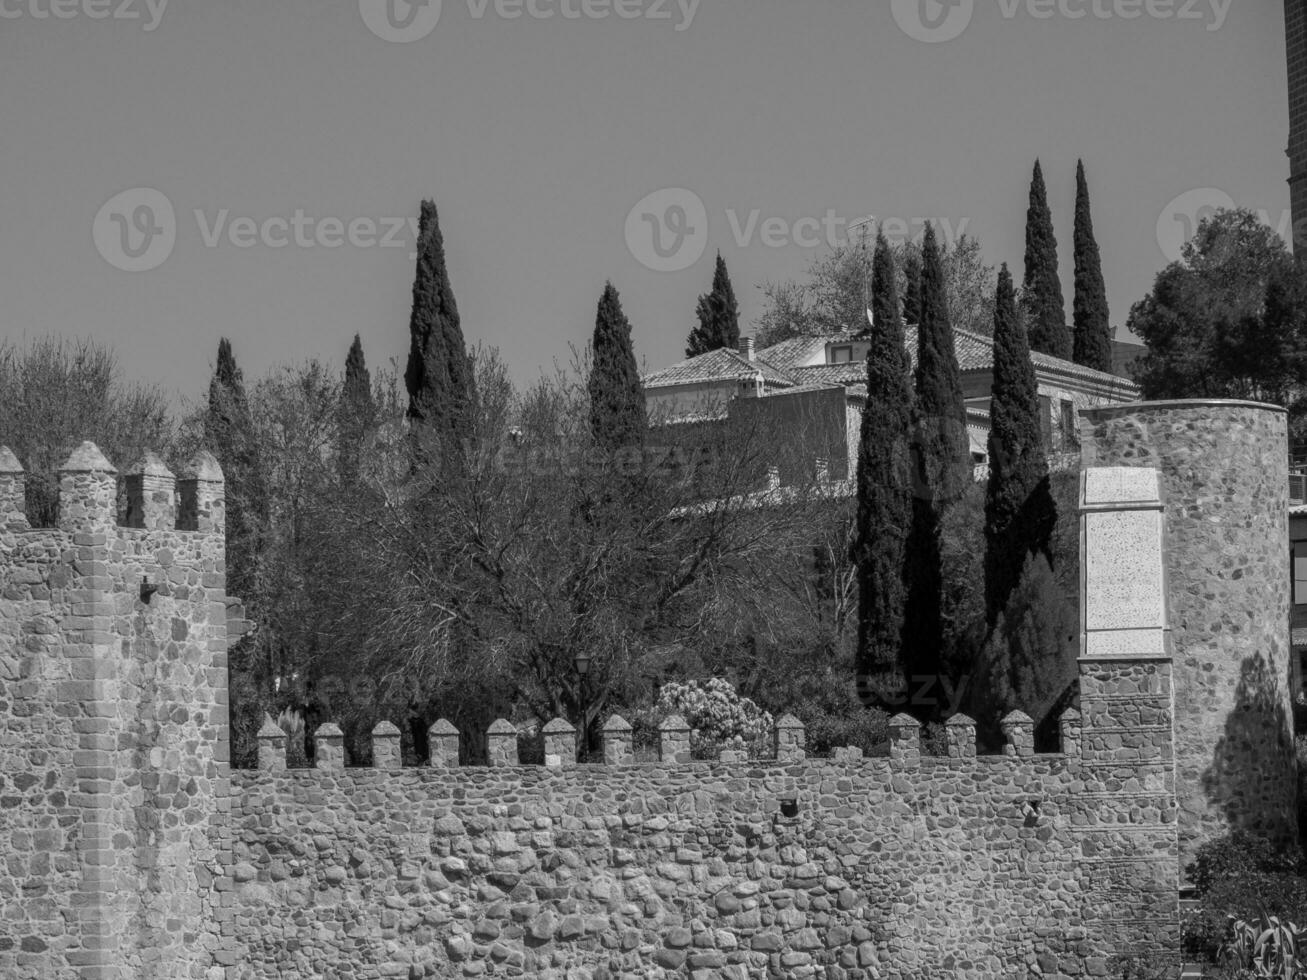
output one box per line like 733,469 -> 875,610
225,698 -> 1173,980
4,410 -> 1287,978
0,443 -> 233,980
1081,399 -> 1297,872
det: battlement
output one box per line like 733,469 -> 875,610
0,440 -> 231,980
0,437 -> 1222,980
249,707 -> 1073,774
0,441 -> 225,535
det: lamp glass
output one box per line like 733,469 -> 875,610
574,652 -> 592,675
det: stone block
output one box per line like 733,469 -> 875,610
428,719 -> 460,768
659,714 -> 691,764
602,714 -> 633,766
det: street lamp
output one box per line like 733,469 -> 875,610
574,651 -> 593,761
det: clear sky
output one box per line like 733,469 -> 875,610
0,0 -> 1291,401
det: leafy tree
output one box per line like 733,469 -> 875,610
0,336 -> 172,527
902,249 -> 923,325
1072,160 -> 1112,371
588,281 -> 647,451
337,334 -> 376,484
755,233 -> 996,346
686,253 -> 741,357
404,200 -> 473,475
984,264 -> 1055,625
902,223 -> 969,714
853,230 -> 915,707
1022,160 -> 1071,359
1128,208 -> 1306,447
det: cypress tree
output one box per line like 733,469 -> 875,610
853,231 -> 914,707
1022,161 -> 1072,359
589,281 -> 647,452
984,265 -> 1056,626
911,223 -> 970,500
404,200 -> 472,475
902,224 -> 970,712
1072,160 -> 1113,371
902,249 -> 923,325
206,338 -> 267,606
338,334 -> 375,484
686,253 -> 742,357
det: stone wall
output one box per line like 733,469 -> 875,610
0,444 -> 231,980
227,693 -> 1176,980
0,432 -> 1239,979
1081,399 -> 1297,872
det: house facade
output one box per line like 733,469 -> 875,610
641,325 -> 1142,490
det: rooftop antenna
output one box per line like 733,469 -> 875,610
848,215 -> 876,329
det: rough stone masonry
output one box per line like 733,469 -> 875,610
0,398 -> 1293,978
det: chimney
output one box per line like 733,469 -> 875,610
738,336 -> 754,361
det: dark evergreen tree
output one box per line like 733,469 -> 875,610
404,200 -> 472,476
686,253 -> 742,357
901,224 -> 970,714
902,249 -> 923,325
338,334 -> 376,485
1072,160 -> 1112,371
984,265 -> 1056,626
205,338 -> 272,771
589,282 -> 647,451
206,337 -> 267,603
853,232 -> 914,707
1022,160 -> 1072,359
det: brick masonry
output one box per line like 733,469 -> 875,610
0,403 -> 1291,978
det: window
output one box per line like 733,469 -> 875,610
829,345 -> 854,364
1038,396 -> 1052,450
1294,543 -> 1307,605
1059,400 -> 1079,451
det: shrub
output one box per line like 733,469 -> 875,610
795,698 -> 891,757
1184,832 -> 1307,963
1221,911 -> 1306,978
630,679 -> 774,760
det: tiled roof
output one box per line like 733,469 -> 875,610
902,325 -> 1138,391
642,348 -> 792,389
759,382 -> 848,398
754,336 -> 829,372
790,364 -> 868,387
647,326 -> 1140,396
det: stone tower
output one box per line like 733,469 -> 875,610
1289,0 -> 1307,250
1081,400 -> 1297,874
0,443 -> 232,980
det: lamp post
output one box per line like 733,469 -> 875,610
574,651 -> 592,761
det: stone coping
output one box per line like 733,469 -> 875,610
1081,398 -> 1288,416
